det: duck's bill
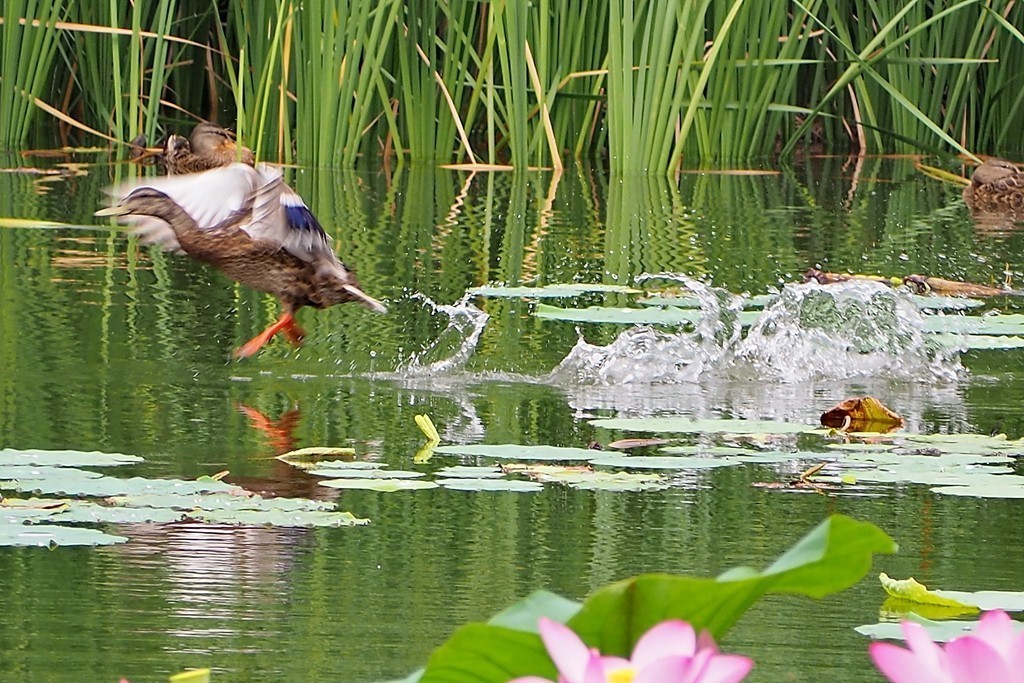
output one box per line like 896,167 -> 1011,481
343,285 -> 388,314
95,204 -> 129,217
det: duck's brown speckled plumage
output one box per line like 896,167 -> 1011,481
963,159 -> 1024,212
98,164 -> 386,358
161,123 -> 255,175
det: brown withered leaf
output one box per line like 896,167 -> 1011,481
820,396 -> 904,433
606,438 -> 671,450
902,274 -> 1008,298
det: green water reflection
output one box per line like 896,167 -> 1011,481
1,156 -> 1023,682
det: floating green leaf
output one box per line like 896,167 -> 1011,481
435,466 -> 506,479
308,469 -> 427,479
438,478 -> 543,492
469,283 -> 641,298
855,614 -> 1019,643
923,314 -> 1024,335
0,522 -> 127,547
930,481 -> 1024,498
110,492 -> 337,512
0,448 -> 143,467
932,334 -> 1024,349
591,417 -> 813,435
588,455 -> 740,470
534,304 -> 700,325
433,444 -> 600,461
318,479 -> 439,491
191,509 -> 369,527
530,470 -> 666,491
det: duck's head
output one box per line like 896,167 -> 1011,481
971,159 -> 1019,186
190,122 -> 254,163
95,187 -> 178,219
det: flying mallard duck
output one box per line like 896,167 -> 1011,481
963,159 -> 1024,212
97,163 -> 386,358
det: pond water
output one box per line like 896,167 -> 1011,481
1,154 -> 1023,682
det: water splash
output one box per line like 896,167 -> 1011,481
734,281 -> 963,383
401,293 -> 490,375
550,274 -> 743,384
550,276 -> 963,385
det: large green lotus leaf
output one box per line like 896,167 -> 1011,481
922,314 -> 1024,335
0,522 -> 127,547
0,448 -> 143,467
438,478 -> 543,492
568,515 -> 896,654
435,466 -> 506,479
933,334 -> 1024,349
308,468 -> 426,479
433,444 -> 599,461
109,492 -> 337,512
931,481 -> 1024,498
489,590 -> 583,632
192,509 -> 369,527
879,573 -> 977,611
588,455 -> 740,470
417,515 -> 894,683
469,283 -> 640,298
591,417 -> 813,434
534,304 -> 700,325
319,479 -> 439,491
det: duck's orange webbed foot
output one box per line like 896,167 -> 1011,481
233,312 -> 305,359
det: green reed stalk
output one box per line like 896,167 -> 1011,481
0,0 -> 65,146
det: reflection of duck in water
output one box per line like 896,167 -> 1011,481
963,159 -> 1024,212
97,163 -> 387,358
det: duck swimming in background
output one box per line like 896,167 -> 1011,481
963,158 -> 1024,212
161,122 -> 255,175
97,163 -> 386,358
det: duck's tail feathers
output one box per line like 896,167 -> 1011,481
343,284 -> 388,314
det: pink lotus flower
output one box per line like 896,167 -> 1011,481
870,609 -> 1024,683
511,617 -> 753,683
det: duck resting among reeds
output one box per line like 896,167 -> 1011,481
963,158 -> 1024,212
162,122 -> 255,175
96,163 -> 386,358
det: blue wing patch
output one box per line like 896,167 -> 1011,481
285,204 -> 326,236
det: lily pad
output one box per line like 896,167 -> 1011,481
469,283 -> 640,298
0,448 -> 143,468
589,454 -> 741,470
110,492 -> 338,512
855,615 -> 1015,642
531,470 -> 666,491
191,509 -> 369,527
922,314 -> 1024,335
590,417 -> 813,435
0,522 -> 127,547
308,468 -> 427,479
930,481 -> 1024,498
318,479 -> 439,491
49,503 -> 185,525
433,444 -> 600,462
6,470 -> 240,497
435,466 -> 507,479
535,304 -> 700,325
932,334 -> 1024,350
437,478 -> 543,492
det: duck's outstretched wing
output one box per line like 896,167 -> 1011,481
244,164 -> 334,263
105,164 -> 258,250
